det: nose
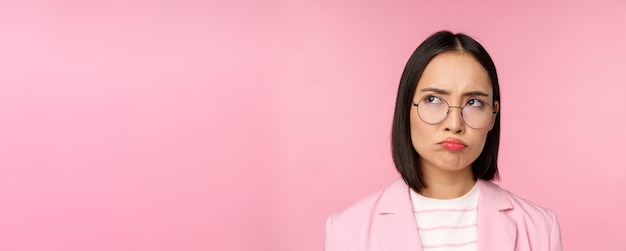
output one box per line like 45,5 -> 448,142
443,106 -> 464,133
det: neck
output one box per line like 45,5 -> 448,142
420,166 -> 476,199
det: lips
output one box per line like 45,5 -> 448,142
439,139 -> 467,150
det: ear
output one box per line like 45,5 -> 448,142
488,101 -> 499,131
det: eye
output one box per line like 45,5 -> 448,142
466,98 -> 485,107
423,95 -> 443,104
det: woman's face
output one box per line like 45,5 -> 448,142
410,52 -> 499,176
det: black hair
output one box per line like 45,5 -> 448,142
391,30 -> 501,192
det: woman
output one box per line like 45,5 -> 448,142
325,31 -> 562,251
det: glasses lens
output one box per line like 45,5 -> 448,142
462,103 -> 493,129
417,96 -> 448,124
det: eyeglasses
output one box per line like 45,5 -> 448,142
413,95 -> 497,129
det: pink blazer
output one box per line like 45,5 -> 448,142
325,179 -> 562,251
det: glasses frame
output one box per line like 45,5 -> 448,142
412,96 -> 497,129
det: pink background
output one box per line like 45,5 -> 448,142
1,0 -> 625,250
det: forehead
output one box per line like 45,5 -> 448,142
416,52 -> 492,95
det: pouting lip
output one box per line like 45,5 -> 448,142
438,138 -> 467,146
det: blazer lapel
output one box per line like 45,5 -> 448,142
373,179 -> 422,251
477,180 -> 517,251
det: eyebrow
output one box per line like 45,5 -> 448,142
419,87 -> 490,97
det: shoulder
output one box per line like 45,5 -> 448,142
486,181 -> 557,218
480,181 -> 562,250
327,182 -> 389,227
480,181 -> 560,234
326,179 -> 405,232
325,179 -> 407,250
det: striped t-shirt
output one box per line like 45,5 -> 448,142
409,183 -> 479,251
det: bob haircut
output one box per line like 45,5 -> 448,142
391,30 -> 501,192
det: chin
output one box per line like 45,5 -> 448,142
437,164 -> 471,172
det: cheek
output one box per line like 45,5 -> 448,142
470,130 -> 490,153
410,112 -> 430,150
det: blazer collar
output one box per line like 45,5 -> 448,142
477,179 -> 513,210
374,179 -> 423,251
476,180 -> 517,251
374,179 -> 517,251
